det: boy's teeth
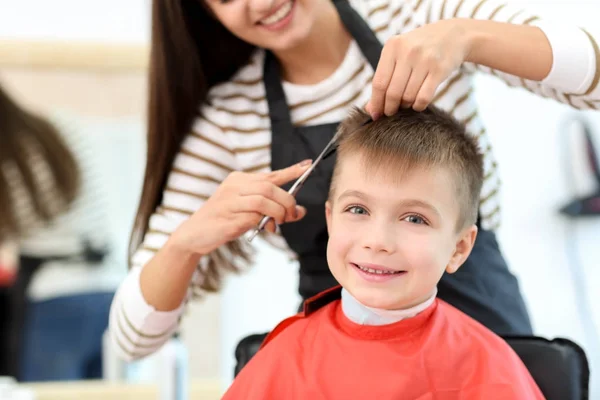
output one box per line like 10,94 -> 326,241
357,265 -> 398,275
260,1 -> 292,25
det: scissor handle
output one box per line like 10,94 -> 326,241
246,179 -> 306,242
247,136 -> 339,242
247,219 -> 266,242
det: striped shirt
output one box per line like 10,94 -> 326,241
109,0 -> 600,361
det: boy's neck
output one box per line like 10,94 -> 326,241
341,288 -> 437,326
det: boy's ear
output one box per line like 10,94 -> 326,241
446,225 -> 478,274
325,201 -> 332,234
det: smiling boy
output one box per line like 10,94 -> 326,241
222,106 -> 544,399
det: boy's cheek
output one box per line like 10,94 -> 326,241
329,216 -> 368,254
327,234 -> 353,267
329,228 -> 355,250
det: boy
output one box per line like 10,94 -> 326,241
222,106 -> 544,399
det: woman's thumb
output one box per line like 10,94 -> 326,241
294,205 -> 307,220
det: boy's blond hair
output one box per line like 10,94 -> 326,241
330,106 -> 484,231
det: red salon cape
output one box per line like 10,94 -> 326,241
222,287 -> 544,400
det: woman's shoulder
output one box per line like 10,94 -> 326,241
199,49 -> 270,132
349,0 -> 424,39
348,0 -> 403,24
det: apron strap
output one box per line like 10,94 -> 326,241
263,50 -> 294,137
333,0 -> 383,70
263,0 -> 384,136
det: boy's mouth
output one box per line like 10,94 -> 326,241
351,263 -> 406,275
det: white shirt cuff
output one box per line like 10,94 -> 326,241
120,265 -> 185,334
534,21 -> 597,94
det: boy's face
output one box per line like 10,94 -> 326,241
325,154 -> 477,310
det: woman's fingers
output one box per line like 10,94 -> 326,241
265,219 -> 277,233
264,205 -> 306,233
240,181 -> 298,221
368,20 -> 470,116
264,160 -> 312,186
233,195 -> 287,225
383,64 -> 412,116
368,45 -> 397,119
412,73 -> 439,111
294,205 -> 307,221
401,67 -> 429,109
222,163 -> 310,236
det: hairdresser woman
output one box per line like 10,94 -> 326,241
108,0 -> 599,360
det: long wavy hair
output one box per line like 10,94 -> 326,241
130,0 -> 260,293
0,83 -> 80,243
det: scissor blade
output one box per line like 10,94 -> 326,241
247,136 -> 338,242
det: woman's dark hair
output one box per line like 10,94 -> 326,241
0,83 -> 80,243
130,0 -> 258,293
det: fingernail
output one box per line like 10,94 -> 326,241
371,112 -> 381,121
293,206 -> 298,219
299,159 -> 312,167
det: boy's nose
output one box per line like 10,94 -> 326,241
361,224 -> 397,254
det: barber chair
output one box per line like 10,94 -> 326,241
503,336 -> 589,400
234,333 -> 268,378
233,333 -> 590,400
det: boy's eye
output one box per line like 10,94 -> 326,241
404,215 -> 426,225
347,205 -> 368,215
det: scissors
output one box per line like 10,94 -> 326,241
246,117 -> 372,243
246,136 -> 338,242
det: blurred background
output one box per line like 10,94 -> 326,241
0,0 -> 599,398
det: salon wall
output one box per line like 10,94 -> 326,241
1,0 -> 599,396
475,6 -> 600,399
0,0 -> 149,43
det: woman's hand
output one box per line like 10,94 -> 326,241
171,160 -> 312,256
366,19 -> 473,116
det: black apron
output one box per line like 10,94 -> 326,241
264,0 -> 532,336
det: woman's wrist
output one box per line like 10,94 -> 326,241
139,232 -> 202,312
456,17 -> 553,81
165,227 -> 205,268
458,18 -> 485,65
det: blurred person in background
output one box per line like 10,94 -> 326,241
109,0 -> 599,365
0,82 -> 120,382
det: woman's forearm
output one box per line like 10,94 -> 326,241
139,236 -> 203,311
462,18 -> 553,82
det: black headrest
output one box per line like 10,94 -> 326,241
234,333 -> 268,377
503,336 -> 589,400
